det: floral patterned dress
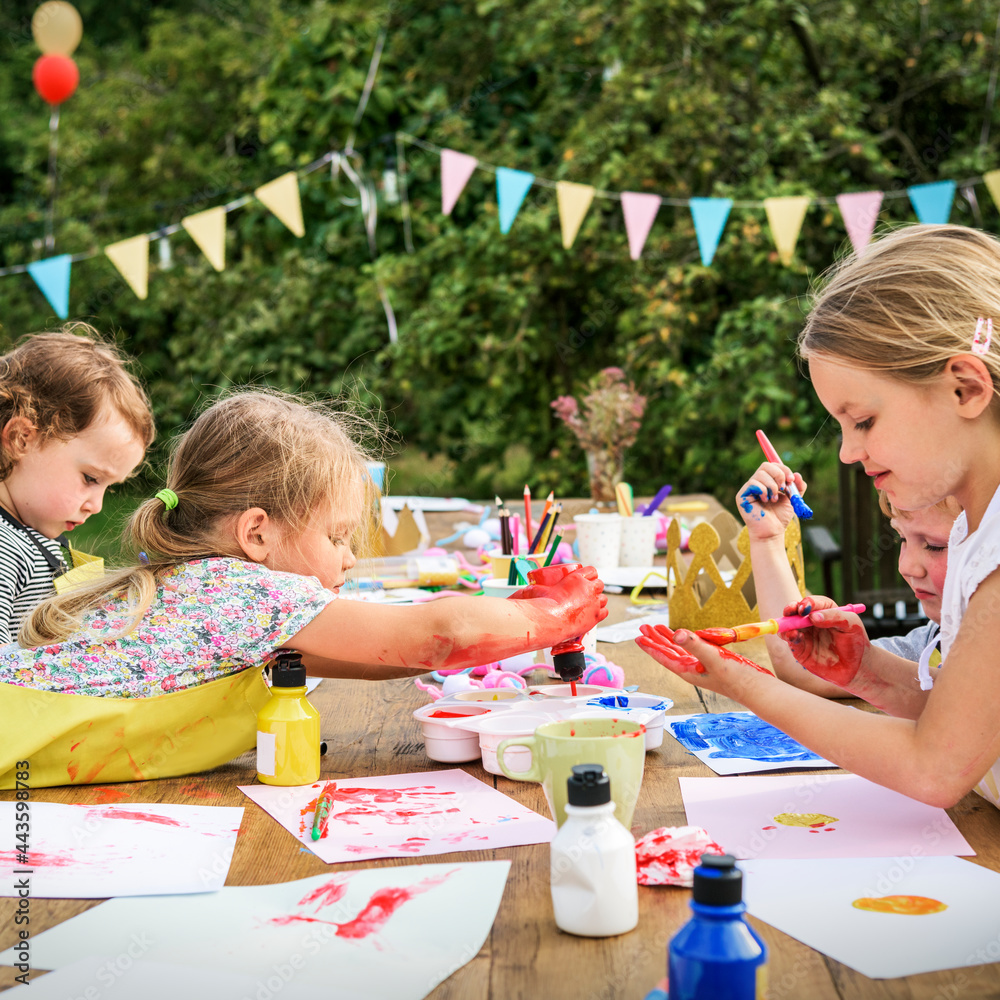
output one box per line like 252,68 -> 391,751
0,557 -> 336,698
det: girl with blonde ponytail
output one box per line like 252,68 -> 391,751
0,390 -> 606,787
638,224 -> 1000,813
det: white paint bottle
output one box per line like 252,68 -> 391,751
550,764 -> 639,937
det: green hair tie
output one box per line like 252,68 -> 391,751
155,488 -> 178,510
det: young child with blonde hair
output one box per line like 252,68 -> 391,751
0,390 -> 605,787
638,224 -> 1000,809
0,325 -> 153,643
734,456 -> 959,696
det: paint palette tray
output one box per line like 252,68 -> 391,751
526,683 -> 618,700
413,692 -> 528,764
583,692 -> 673,750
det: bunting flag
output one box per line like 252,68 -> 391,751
556,181 -> 595,249
104,234 -> 149,300
907,180 -> 956,224
620,192 -> 661,260
496,167 -> 534,234
763,195 -> 811,267
984,169 -> 1000,212
689,197 -> 733,266
181,206 -> 227,271
26,254 -> 72,318
441,149 -> 478,216
254,172 -> 304,237
835,191 -> 883,256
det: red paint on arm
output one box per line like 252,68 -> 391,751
716,647 -> 773,676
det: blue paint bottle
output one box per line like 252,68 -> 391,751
668,854 -> 767,1000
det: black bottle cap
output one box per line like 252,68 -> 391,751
271,650 -> 306,687
552,648 -> 586,682
692,853 -> 743,906
566,764 -> 611,806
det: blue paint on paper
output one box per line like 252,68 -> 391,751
669,713 -> 822,763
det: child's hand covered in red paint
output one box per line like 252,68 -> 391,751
635,624 -> 773,696
780,597 -> 870,690
736,461 -> 807,541
510,565 -> 608,645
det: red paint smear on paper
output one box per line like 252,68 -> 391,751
297,785 -> 458,835
762,826 -> 777,830
0,850 -> 74,868
268,870 -> 457,937
90,808 -> 183,826
298,878 -> 350,911
90,786 -> 131,803
332,871 -> 455,939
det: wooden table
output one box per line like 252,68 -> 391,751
3,497 -> 1000,998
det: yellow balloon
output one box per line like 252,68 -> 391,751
32,2 -> 83,56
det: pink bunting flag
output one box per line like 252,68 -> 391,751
441,149 -> 479,216
621,192 -> 662,261
835,191 -> 883,257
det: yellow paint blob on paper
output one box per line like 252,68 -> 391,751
852,895 -> 947,916
773,812 -> 839,828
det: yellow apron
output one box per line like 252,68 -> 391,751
53,548 -> 105,595
0,668 -> 270,788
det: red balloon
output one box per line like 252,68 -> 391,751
32,54 -> 79,105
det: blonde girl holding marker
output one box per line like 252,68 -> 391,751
0,391 -> 606,787
638,224 -> 1000,810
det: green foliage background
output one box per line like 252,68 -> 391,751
1,0 -> 999,503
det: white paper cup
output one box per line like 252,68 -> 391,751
573,513 -> 623,568
619,514 -> 660,567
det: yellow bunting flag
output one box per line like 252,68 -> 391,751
984,170 -> 1000,213
104,234 -> 149,300
763,195 -> 811,267
181,206 -> 227,272
556,181 -> 596,249
254,172 -> 305,238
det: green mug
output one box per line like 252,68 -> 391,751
496,718 -> 646,828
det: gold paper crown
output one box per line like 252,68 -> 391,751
665,511 -> 806,631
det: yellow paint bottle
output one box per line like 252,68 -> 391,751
256,651 -> 320,785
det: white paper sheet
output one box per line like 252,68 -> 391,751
0,802 -> 243,898
680,773 -> 974,859
742,856 -> 1000,978
666,711 -> 835,774
239,768 -> 555,863
2,956 -> 259,999
595,610 -> 670,643
0,861 -> 511,1000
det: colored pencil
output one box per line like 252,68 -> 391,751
311,781 -> 337,841
543,532 -> 563,566
523,485 -> 533,547
529,511 -> 552,554
538,491 -> 554,532
541,503 -> 562,551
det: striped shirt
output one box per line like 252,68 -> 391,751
0,516 -> 66,645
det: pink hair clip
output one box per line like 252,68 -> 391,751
973,316 -> 993,355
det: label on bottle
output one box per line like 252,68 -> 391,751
256,731 -> 276,776
756,964 -> 768,998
